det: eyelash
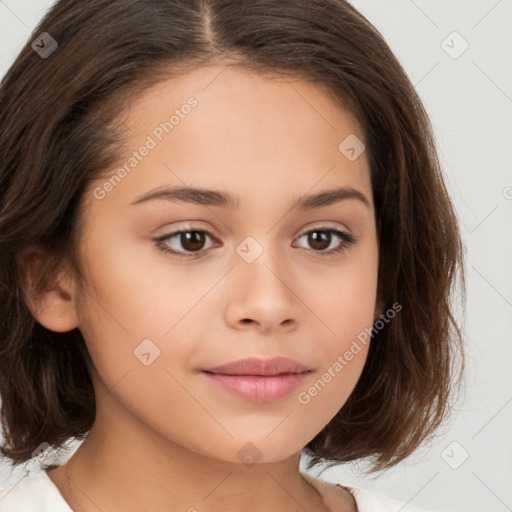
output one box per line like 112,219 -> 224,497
154,226 -> 356,259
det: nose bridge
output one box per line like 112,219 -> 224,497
227,232 -> 299,330
234,233 -> 288,292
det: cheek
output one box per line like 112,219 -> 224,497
75,275 -> 200,440
76,228 -> 204,338
296,247 -> 378,409
296,311 -> 372,434
306,248 -> 379,348
73,248 -> 205,407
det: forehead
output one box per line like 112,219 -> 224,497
88,63 -> 372,213
125,63 -> 365,150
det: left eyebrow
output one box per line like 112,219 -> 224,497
130,185 -> 371,210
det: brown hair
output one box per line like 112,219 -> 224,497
0,0 -> 466,473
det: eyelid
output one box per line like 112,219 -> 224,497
153,221 -> 219,239
156,220 -> 350,239
298,221 -> 350,236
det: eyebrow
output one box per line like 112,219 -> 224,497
131,185 -> 371,210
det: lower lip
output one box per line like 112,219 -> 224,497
202,372 -> 310,402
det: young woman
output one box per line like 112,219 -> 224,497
0,1 -> 465,510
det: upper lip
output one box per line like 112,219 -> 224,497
203,357 -> 311,376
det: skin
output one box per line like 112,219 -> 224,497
29,62 -> 383,512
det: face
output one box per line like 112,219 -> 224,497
71,63 -> 381,464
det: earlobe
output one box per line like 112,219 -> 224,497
20,250 -> 80,333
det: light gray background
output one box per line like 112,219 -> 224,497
1,1 -> 511,511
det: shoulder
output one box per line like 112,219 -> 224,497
0,469 -> 72,512
301,472 -> 440,512
347,485 -> 437,511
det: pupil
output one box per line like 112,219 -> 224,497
309,231 -> 330,250
181,231 -> 205,251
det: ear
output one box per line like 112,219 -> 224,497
19,248 -> 80,333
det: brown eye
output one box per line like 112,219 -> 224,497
179,231 -> 206,252
156,226 -> 356,259
293,228 -> 356,256
156,228 -> 217,258
307,230 -> 332,251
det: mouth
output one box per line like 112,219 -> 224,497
201,357 -> 312,402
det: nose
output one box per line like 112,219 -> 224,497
224,243 -> 300,335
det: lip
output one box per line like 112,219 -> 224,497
202,356 -> 311,376
202,357 -> 312,402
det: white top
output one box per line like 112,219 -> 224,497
0,468 -> 435,512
